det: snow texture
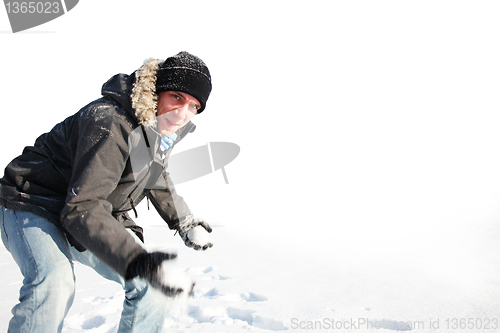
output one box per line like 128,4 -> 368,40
1,196 -> 499,332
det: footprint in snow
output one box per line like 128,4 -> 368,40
81,316 -> 106,329
241,292 -> 268,302
203,266 -> 214,273
185,265 -> 230,281
227,307 -> 286,331
185,265 -> 286,331
203,287 -> 218,297
187,305 -> 286,331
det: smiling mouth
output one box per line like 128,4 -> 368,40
166,118 -> 180,127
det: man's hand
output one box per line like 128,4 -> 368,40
178,215 -> 213,250
125,252 -> 194,297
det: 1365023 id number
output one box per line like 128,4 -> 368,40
5,2 -> 61,14
445,318 -> 498,330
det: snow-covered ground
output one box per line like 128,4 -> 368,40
1,180 -> 499,332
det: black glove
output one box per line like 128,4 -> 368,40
178,215 -> 213,250
125,252 -> 194,297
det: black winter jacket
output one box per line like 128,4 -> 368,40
0,59 -> 194,277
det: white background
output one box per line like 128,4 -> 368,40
1,1 -> 500,211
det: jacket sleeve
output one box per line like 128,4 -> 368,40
147,169 -> 192,230
60,105 -> 146,278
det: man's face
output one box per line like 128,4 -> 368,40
156,91 -> 200,136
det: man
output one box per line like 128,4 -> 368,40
0,51 -> 214,332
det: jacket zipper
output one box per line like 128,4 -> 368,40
126,123 -> 194,219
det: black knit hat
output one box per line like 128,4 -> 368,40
156,51 -> 212,113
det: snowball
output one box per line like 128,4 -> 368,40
187,226 -> 212,246
159,263 -> 194,297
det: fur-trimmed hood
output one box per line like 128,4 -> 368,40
130,58 -> 163,128
101,58 -> 164,128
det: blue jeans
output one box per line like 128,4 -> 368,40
0,207 -> 167,333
